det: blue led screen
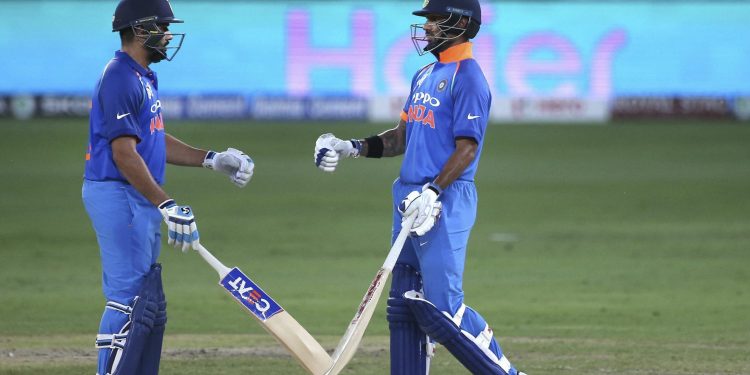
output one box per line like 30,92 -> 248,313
0,1 -> 748,98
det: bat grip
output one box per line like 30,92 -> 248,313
194,242 -> 232,278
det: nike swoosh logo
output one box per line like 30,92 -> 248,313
467,114 -> 480,120
116,113 -> 130,120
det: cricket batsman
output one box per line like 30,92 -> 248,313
82,0 -> 254,374
314,0 -> 526,374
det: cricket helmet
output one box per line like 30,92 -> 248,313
413,0 -> 482,26
411,0 -> 482,56
112,0 -> 185,62
112,0 -> 183,32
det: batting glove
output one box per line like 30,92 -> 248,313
158,199 -> 199,252
398,183 -> 443,236
314,133 -> 361,172
203,148 -> 255,187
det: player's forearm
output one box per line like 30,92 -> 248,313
379,124 -> 407,157
112,143 -> 170,206
433,138 -> 477,190
359,120 -> 406,157
166,134 -> 208,167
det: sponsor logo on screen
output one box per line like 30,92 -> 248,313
186,96 -> 248,119
612,97 -> 731,119
39,95 -> 90,117
252,96 -> 368,120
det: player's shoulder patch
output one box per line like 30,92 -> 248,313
417,61 -> 437,75
413,62 -> 436,82
412,62 -> 437,90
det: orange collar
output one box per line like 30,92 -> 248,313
438,42 -> 473,63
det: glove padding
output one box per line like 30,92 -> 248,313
398,184 -> 442,236
158,199 -> 199,252
314,133 -> 360,172
203,148 -> 254,187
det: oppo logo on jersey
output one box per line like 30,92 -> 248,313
150,99 -> 162,113
412,92 -> 441,107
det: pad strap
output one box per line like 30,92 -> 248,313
96,333 -> 128,350
106,300 -> 134,315
96,298 -> 137,351
449,303 -> 466,327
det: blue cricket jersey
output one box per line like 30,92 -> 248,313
85,51 -> 167,185
400,42 -> 490,185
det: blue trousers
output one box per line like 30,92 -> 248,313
392,179 -> 476,314
82,180 -> 163,374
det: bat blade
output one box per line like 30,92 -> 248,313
220,267 -> 332,374
325,267 -> 389,375
324,215 -> 416,375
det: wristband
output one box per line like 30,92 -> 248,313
202,151 -> 216,169
158,199 -> 176,209
350,139 -> 362,158
364,136 -> 384,158
426,181 -> 443,196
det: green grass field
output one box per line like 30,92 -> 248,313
0,119 -> 748,374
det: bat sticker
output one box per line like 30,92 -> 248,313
221,267 -> 284,321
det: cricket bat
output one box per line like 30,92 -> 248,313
194,242 -> 333,375
324,214 -> 417,375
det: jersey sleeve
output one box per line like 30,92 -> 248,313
98,69 -> 144,142
451,61 -> 491,143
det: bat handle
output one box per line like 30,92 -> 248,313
194,242 -> 232,279
382,214 -> 417,271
